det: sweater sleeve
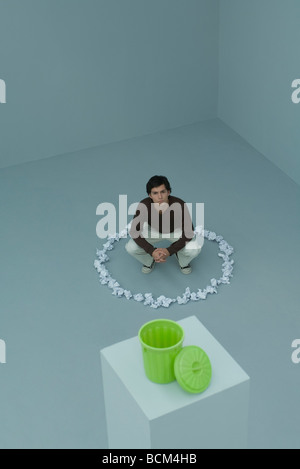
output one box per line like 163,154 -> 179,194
167,202 -> 195,256
129,201 -> 156,256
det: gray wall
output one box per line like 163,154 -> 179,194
218,0 -> 300,186
0,0 -> 219,168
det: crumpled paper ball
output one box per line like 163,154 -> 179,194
94,225 -> 234,308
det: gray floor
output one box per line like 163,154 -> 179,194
0,118 -> 299,449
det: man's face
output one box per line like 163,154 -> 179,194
149,184 -> 170,205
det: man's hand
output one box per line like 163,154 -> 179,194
152,248 -> 170,263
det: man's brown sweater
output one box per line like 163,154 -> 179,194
129,195 -> 194,256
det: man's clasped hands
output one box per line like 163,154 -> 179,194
152,248 -> 170,263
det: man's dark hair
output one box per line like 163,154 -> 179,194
146,175 -> 172,195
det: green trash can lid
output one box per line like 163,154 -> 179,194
174,345 -> 212,394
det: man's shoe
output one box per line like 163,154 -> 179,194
142,260 -> 155,274
180,265 -> 192,274
175,253 -> 192,274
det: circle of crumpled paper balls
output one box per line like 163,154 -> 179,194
94,224 -> 234,309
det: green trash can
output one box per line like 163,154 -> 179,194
138,319 -> 184,384
138,319 -> 212,393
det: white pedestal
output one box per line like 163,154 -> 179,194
100,316 -> 250,449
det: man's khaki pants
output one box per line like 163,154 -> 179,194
125,223 -> 202,268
